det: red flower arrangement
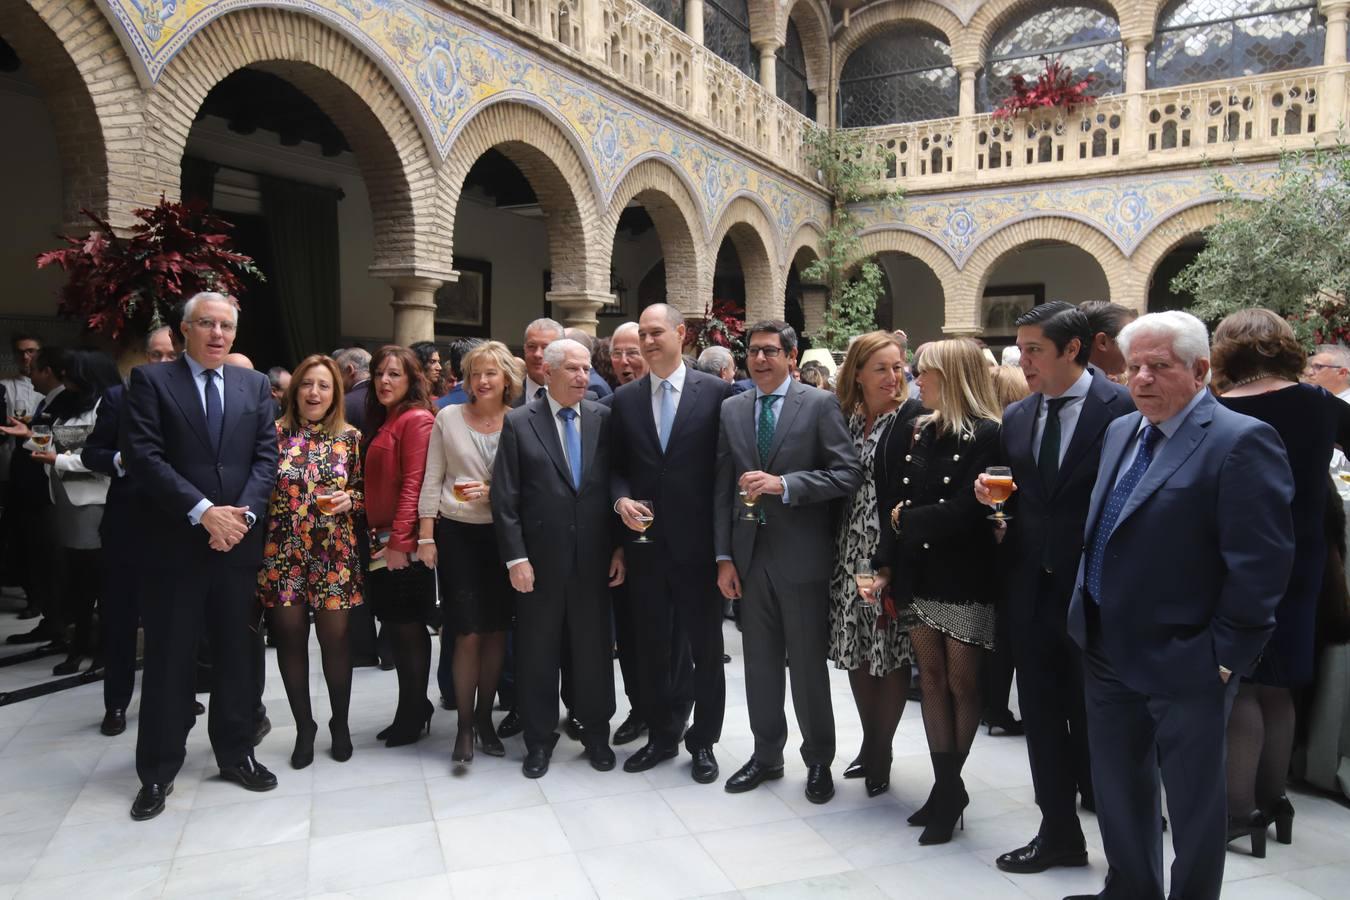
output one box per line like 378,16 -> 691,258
37,196 -> 263,341
992,56 -> 1098,120
684,298 -> 746,356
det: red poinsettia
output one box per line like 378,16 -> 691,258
992,56 -> 1098,120
685,299 -> 747,355
37,196 -> 264,341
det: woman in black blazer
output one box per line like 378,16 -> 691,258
871,338 -> 1002,846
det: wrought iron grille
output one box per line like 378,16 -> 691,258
636,0 -> 684,29
705,0 -> 757,79
978,4 -> 1123,111
1148,0 -> 1324,88
777,19 -> 815,118
838,27 -> 959,126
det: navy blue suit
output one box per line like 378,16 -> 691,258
1068,390 -> 1295,900
122,356 -> 280,785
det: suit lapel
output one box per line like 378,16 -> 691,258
634,374 -> 661,455
528,402 -> 574,491
765,381 -> 805,468
167,357 -> 213,454
1085,412 -> 1137,539
220,365 -> 248,458
664,372 -> 701,456
741,388 -> 758,463
579,401 -> 601,489
1006,398 -> 1045,500
1054,374 -> 1116,495
1110,395 -> 1212,536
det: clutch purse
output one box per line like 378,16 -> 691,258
367,529 -> 391,572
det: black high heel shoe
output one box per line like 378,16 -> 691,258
453,727 -> 475,764
842,750 -> 866,780
291,721 -> 318,770
384,700 -> 433,748
982,709 -> 1025,737
865,753 -> 892,798
1227,811 -> 1267,858
329,720 -> 353,763
1267,795 -> 1294,845
476,717 -> 505,757
918,783 -> 968,845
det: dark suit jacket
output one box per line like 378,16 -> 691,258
609,369 -> 732,568
713,379 -> 862,583
999,368 -> 1134,627
1068,391 -> 1296,694
345,380 -> 369,435
81,384 -> 142,558
492,396 -> 615,591
121,356 -> 280,569
513,386 -> 597,408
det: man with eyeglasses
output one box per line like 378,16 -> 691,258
122,292 -> 281,820
1303,344 -> 1350,402
609,322 -> 647,385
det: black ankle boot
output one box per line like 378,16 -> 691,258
329,720 -> 353,763
1227,810 -> 1267,858
291,721 -> 317,769
918,752 -> 969,846
1265,795 -> 1294,845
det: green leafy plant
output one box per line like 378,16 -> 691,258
1172,145 -> 1350,345
801,127 -> 904,352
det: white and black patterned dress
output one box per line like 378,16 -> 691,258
827,409 -> 915,676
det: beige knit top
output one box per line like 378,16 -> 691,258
417,404 -> 500,525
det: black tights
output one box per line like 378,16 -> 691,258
848,666 -> 911,777
1226,682 -> 1296,815
452,630 -> 507,745
388,622 -> 432,727
910,624 -> 984,756
267,605 -> 352,730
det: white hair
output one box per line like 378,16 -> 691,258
543,338 -> 589,370
333,346 -> 371,376
1000,345 -> 1021,366
611,322 -> 639,343
525,317 -> 564,342
1117,310 -> 1210,369
698,345 -> 734,373
183,291 -> 239,324
1315,343 -> 1350,368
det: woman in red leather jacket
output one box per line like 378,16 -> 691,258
363,345 -> 437,746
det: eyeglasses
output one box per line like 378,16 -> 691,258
191,318 -> 237,335
747,346 -> 783,358
610,349 -> 642,359
1306,363 -> 1340,373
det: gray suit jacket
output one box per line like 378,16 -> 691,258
713,379 -> 862,584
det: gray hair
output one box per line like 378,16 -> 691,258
563,327 -> 595,352
1315,344 -> 1350,368
183,291 -> 239,325
644,303 -> 685,330
543,338 -> 590,370
1117,310 -> 1210,369
266,366 -> 290,390
697,345 -> 734,374
611,322 -> 639,343
333,346 -> 371,376
145,325 -> 172,353
525,317 -> 565,342
1000,345 -> 1021,366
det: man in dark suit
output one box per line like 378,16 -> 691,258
1064,310 -> 1295,900
335,347 -> 371,434
714,321 -> 862,804
492,337 -> 625,778
611,304 -> 732,783
974,302 -> 1133,874
122,292 -> 281,821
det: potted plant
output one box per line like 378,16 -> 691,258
992,56 -> 1098,120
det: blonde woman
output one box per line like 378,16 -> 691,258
870,339 -> 1001,845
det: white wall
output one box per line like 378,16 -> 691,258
985,242 -> 1109,305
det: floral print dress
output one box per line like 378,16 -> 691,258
258,423 -> 365,610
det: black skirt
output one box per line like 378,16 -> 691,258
435,517 -> 514,635
366,561 -> 436,626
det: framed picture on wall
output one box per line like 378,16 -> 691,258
982,284 -> 1044,337
435,258 -> 491,338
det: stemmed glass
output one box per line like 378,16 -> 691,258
631,500 -> 655,543
738,488 -> 762,523
985,466 -> 1015,522
854,563 -> 877,605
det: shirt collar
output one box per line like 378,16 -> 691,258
1049,367 -> 1093,402
650,363 -> 687,396
43,384 -> 65,403
1140,387 -> 1208,441
755,375 -> 793,402
545,392 -> 581,419
525,377 -> 546,399
184,353 -> 221,379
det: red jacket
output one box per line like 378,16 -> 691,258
363,407 -> 434,553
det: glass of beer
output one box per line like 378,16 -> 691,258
314,485 -> 341,515
632,500 -> 655,543
31,424 -> 52,450
854,564 -> 877,605
985,466 -> 1015,522
738,488 -> 761,522
452,478 -> 476,502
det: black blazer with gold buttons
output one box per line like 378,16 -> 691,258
874,411 -> 1001,609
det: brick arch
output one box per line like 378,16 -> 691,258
0,0 -> 143,230
711,196 -> 782,323
834,0 -> 969,85
142,7 -> 444,277
442,99 -> 607,297
786,222 -> 825,273
857,227 -> 961,285
782,0 -> 832,91
970,0 -> 1132,61
603,158 -> 708,317
1129,201 -> 1223,311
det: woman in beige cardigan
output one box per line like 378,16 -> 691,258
416,341 -> 521,764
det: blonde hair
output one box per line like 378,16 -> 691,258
279,355 -> 349,435
991,365 -> 1030,412
836,330 -> 905,414
462,340 -> 523,406
916,339 -> 1001,437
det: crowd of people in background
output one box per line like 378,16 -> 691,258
1,291 -> 1346,900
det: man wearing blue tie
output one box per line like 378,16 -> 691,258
1065,311 -> 1295,900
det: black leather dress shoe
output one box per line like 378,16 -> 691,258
101,708 -> 127,736
1062,895 -> 1099,900
588,743 -> 617,772
623,742 -> 678,773
253,716 -> 272,747
564,712 -> 583,741
6,625 -> 51,644
612,712 -> 646,745
130,782 -> 173,821
52,655 -> 82,676
523,745 -> 552,779
805,764 -> 834,804
219,757 -> 278,792
690,747 -> 719,784
497,709 -> 523,738
724,759 -> 784,793
996,836 -> 1089,873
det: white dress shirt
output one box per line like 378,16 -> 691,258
523,377 -> 547,403
1032,367 -> 1094,466
1112,387 -> 1208,488
650,363 -> 687,431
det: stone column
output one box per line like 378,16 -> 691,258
814,89 -> 830,126
756,41 -> 780,92
1122,35 -> 1151,157
800,284 -> 828,339
1324,0 -> 1349,64
685,0 -> 704,45
1323,2 -> 1350,136
384,275 -> 446,347
957,64 -> 978,119
956,64 -> 980,172
547,290 -> 614,334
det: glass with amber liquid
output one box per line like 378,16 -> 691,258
985,466 -> 1015,522
631,500 -> 654,543
738,488 -> 762,522
31,424 -> 52,450
314,485 -> 341,515
854,564 -> 877,605
453,478 -> 489,502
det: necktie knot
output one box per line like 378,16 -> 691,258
1047,396 -> 1070,416
1139,423 -> 1159,453
535,386 -> 547,401
558,407 -> 576,422
661,380 -> 674,393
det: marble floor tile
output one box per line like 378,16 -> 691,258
446,852 -> 596,900
0,826 -> 57,887
864,851 -> 1029,900
0,784 -> 80,837
436,804 -> 571,872
578,835 -> 734,899
307,821 -> 445,894
28,810 -> 189,879
162,840 -> 309,899
310,778 -> 432,838
177,793 -> 312,857
696,817 -> 852,890
426,764 -> 548,820
661,781 -> 797,834
554,790 -> 688,852
14,862 -> 169,900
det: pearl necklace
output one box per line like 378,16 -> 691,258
1228,373 -> 1276,388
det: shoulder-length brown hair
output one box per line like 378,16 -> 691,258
280,355 -> 348,434
836,330 -> 906,414
363,345 -> 433,444
1211,308 -> 1305,385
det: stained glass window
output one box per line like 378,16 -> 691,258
978,4 -> 1123,112
839,26 -> 959,126
705,0 -> 757,79
1149,0 -> 1324,88
637,0 -> 684,28
777,18 -> 816,118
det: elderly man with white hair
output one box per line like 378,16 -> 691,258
1064,310 -> 1295,900
492,338 -> 625,779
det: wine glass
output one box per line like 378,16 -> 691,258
30,424 -> 52,450
985,466 -> 1015,522
738,488 -> 762,522
854,563 -> 877,605
632,500 -> 654,543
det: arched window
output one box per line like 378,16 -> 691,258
978,3 -> 1123,112
777,18 -> 816,118
1149,0 -> 1324,88
839,26 -> 959,127
705,0 -> 757,79
637,0 -> 684,29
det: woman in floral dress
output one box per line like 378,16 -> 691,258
258,354 -> 363,769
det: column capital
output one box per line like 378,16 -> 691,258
955,61 -> 981,78
547,290 -> 615,333
1120,32 -> 1153,51
753,38 -> 783,54
1321,0 -> 1350,15
368,265 -> 458,287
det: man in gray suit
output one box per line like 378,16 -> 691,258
715,321 -> 862,804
